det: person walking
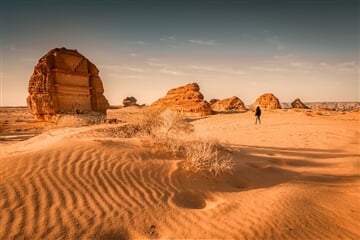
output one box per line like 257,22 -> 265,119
255,106 -> 261,124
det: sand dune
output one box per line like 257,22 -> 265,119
1,110 -> 359,239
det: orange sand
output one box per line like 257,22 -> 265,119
1,109 -> 359,239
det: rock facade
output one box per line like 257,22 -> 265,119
211,96 -> 247,112
123,96 -> 138,107
254,93 -> 281,110
27,48 -> 109,120
150,83 -> 212,116
291,98 -> 309,109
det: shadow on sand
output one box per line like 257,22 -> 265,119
170,144 -> 360,203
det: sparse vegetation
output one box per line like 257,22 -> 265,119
45,113 -> 106,130
114,108 -> 234,175
183,140 -> 234,175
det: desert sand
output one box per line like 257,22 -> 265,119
1,107 -> 359,239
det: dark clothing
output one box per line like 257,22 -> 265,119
255,106 -> 261,124
255,106 -> 261,117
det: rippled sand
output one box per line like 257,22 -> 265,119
1,109 -> 359,239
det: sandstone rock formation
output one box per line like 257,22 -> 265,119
254,93 -> 281,110
211,96 -> 247,112
150,83 -> 212,116
291,98 -> 309,109
27,48 -> 109,120
123,96 -> 138,107
209,99 -> 219,105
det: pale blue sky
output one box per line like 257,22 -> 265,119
1,0 -> 359,106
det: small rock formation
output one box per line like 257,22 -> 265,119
150,83 -> 212,116
27,48 -> 109,120
254,93 -> 281,110
211,96 -> 247,112
209,99 -> 219,105
123,96 -> 138,107
291,98 -> 309,109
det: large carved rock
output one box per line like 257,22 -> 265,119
150,83 -> 212,116
291,98 -> 309,109
27,48 -> 109,120
211,96 -> 247,112
254,93 -> 281,110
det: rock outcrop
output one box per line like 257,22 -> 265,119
27,48 -> 109,120
209,99 -> 219,105
254,93 -> 281,110
291,98 -> 309,109
150,83 -> 212,116
211,96 -> 247,112
123,96 -> 138,107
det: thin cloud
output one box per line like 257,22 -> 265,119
265,36 -> 285,50
290,61 -> 313,69
188,39 -> 218,46
108,73 -> 142,79
189,65 -> 244,75
20,57 -> 37,62
160,69 -> 181,75
333,61 -> 358,73
273,54 -> 296,60
147,58 -> 161,61
146,61 -> 168,68
7,45 -> 21,52
100,65 -> 144,72
135,41 -> 146,45
249,66 -> 288,73
160,36 -> 176,41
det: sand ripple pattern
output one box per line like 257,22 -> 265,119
1,136 -> 177,239
1,126 -> 359,239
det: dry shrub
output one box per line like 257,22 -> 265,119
95,124 -> 141,138
45,113 -> 106,130
113,108 -> 234,175
136,109 -> 194,139
183,140 -> 234,175
136,109 -> 192,158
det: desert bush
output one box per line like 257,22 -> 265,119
113,109 -> 234,175
134,109 -> 194,139
183,140 -> 234,175
45,113 -> 106,130
136,109 -> 193,158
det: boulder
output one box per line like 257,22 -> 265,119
211,96 -> 247,112
150,83 -> 212,116
209,99 -> 219,105
27,48 -> 109,120
123,96 -> 138,107
291,98 -> 309,109
254,93 -> 281,110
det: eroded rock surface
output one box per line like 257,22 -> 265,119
150,83 -> 212,116
211,96 -> 247,112
291,98 -> 309,109
27,48 -> 109,120
254,93 -> 281,110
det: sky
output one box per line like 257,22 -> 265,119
0,0 -> 359,106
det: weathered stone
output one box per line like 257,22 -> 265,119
150,83 -> 212,116
123,96 -> 138,107
254,93 -> 281,110
209,99 -> 219,105
27,48 -> 109,120
211,96 -> 247,112
291,98 -> 309,109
